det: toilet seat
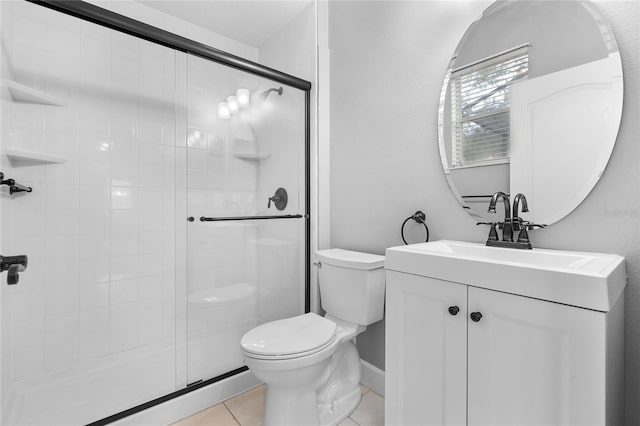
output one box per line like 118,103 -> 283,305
241,313 -> 337,360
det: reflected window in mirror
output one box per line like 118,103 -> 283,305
451,46 -> 528,169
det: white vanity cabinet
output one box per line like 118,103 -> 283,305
466,285 -> 616,426
385,272 -> 467,426
384,242 -> 625,426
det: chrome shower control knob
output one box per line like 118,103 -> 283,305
470,312 -> 483,322
448,306 -> 460,316
268,187 -> 288,210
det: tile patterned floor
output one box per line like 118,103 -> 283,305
170,384 -> 384,426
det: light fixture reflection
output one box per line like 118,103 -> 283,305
227,95 -> 239,114
218,102 -> 230,119
236,88 -> 250,108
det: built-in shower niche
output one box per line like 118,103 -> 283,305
1,79 -> 69,165
232,138 -> 271,160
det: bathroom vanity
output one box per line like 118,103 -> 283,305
384,241 -> 626,426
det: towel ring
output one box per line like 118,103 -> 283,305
401,211 -> 430,245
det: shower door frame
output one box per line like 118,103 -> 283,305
21,1 -> 312,424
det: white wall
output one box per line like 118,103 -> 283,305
328,1 -> 640,424
329,0 -> 491,368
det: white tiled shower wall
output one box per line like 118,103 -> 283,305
2,1 -> 178,385
0,1 -> 310,423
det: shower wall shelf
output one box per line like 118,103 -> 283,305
2,79 -> 66,106
233,152 -> 271,161
5,148 -> 67,165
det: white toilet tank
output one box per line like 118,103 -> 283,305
316,249 -> 385,325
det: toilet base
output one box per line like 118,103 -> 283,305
256,357 -> 332,426
317,340 -> 362,425
264,384 -> 322,426
318,386 -> 361,426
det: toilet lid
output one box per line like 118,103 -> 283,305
241,313 -> 336,357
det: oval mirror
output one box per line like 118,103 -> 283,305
438,0 -> 623,225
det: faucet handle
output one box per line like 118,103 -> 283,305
477,222 -> 499,241
267,195 -> 279,209
515,222 -> 546,244
512,216 -> 524,231
525,222 -> 546,230
267,188 -> 288,211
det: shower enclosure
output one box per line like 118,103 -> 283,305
0,1 -> 310,424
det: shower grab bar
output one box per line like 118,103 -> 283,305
199,214 -> 303,222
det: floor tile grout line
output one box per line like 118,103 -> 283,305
347,415 -> 361,425
221,401 -> 241,426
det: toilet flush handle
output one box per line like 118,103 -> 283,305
313,261 -> 322,269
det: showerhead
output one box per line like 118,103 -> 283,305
261,87 -> 283,100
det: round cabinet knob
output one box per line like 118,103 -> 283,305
470,312 -> 483,322
448,306 -> 460,316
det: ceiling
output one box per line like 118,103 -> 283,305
138,0 -> 313,47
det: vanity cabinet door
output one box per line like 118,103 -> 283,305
385,271 -> 467,426
467,286 -> 606,426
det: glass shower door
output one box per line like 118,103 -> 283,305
184,54 -> 306,384
0,3 -> 180,424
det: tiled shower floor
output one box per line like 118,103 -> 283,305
170,384 -> 384,426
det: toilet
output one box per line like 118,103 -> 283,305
240,248 -> 385,426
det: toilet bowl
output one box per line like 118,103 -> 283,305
240,249 -> 385,426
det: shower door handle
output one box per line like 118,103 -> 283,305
0,254 -> 28,285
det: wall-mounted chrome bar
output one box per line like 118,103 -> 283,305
199,214 -> 303,222
0,172 -> 32,195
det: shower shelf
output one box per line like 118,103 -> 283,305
5,148 -> 67,165
233,152 -> 271,161
2,79 -> 66,106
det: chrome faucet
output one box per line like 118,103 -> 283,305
487,191 -> 512,242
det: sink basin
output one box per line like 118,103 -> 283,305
385,240 -> 626,311
412,240 -> 614,271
